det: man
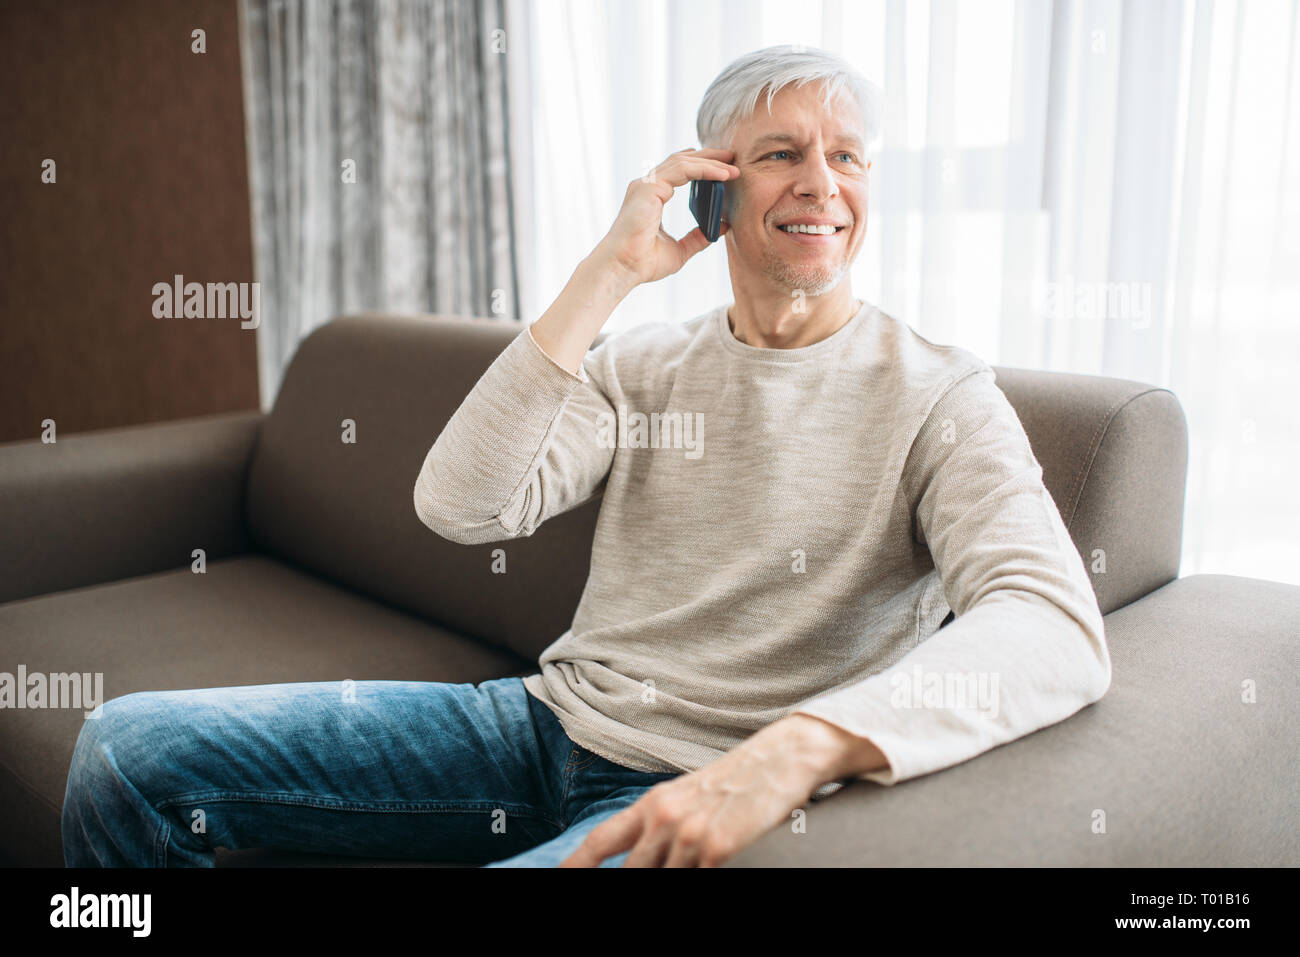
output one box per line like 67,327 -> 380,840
62,45 -> 1109,869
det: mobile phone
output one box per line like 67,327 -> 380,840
689,179 -> 726,242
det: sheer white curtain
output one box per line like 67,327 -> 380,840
506,0 -> 1300,586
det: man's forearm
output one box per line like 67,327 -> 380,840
529,246 -> 640,375
755,713 -> 890,793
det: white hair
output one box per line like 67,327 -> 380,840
696,44 -> 886,157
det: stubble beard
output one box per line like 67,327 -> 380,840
760,239 -> 850,297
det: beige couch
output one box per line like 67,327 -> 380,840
2,314 -> 1296,866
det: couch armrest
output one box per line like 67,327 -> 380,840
0,410 -> 264,604
728,573 -> 1300,866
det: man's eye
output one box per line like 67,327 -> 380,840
763,150 -> 858,163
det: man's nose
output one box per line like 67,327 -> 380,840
794,154 -> 839,202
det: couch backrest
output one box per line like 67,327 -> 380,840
245,314 -> 599,663
245,314 -> 1188,662
990,365 -> 1187,613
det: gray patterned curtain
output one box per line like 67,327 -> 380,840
238,0 -> 519,408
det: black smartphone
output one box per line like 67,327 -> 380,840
689,179 -> 726,242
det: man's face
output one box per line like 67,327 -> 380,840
722,82 -> 870,297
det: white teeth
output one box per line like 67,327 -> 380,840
779,224 -> 838,234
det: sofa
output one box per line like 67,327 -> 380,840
2,312 -> 1296,867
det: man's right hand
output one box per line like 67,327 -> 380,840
593,148 -> 740,289
529,148 -> 738,376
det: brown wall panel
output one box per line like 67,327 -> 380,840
0,0 -> 259,444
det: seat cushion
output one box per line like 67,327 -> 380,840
0,554 -> 531,866
726,574 -> 1300,866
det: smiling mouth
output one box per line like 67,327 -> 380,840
775,224 -> 847,247
776,225 -> 847,235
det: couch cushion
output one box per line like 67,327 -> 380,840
0,554 -> 531,867
245,314 -> 603,662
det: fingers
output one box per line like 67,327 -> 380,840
622,825 -> 675,867
642,148 -> 739,190
671,218 -> 730,272
560,779 -> 748,868
662,820 -> 707,868
558,807 -> 643,868
629,807 -> 723,867
674,225 -> 715,263
675,146 -> 735,158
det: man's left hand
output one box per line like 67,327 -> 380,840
558,714 -> 885,867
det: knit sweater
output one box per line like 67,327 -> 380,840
413,299 -> 1110,789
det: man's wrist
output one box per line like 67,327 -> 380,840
764,713 -> 889,790
530,250 -> 636,374
584,242 -> 642,301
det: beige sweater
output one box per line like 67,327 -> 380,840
413,300 -> 1110,789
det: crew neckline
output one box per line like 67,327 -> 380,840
713,298 -> 873,361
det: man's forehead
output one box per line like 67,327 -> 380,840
734,87 -> 865,148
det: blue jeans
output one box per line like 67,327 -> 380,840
61,676 -> 679,867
